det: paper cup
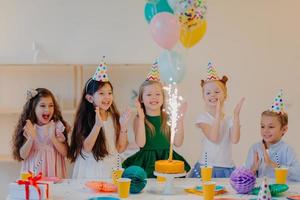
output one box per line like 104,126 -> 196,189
112,168 -> 124,185
202,181 -> 216,200
117,178 -> 131,198
201,166 -> 213,182
275,167 -> 288,184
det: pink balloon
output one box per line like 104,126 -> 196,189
149,12 -> 180,49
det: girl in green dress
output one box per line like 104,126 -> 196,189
123,79 -> 190,178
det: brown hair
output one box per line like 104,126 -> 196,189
68,79 -> 121,162
200,76 -> 229,98
138,80 -> 170,138
12,88 -> 70,161
261,110 -> 288,127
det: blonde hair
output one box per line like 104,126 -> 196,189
200,76 -> 229,99
138,80 -> 170,138
261,110 -> 288,128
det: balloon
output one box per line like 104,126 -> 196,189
144,0 -> 174,23
149,12 -> 180,49
180,19 -> 207,48
168,0 -> 207,19
158,50 -> 186,84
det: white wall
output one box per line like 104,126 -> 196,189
1,0 -> 300,169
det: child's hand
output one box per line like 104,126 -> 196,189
95,107 -> 103,127
56,132 -> 66,142
251,150 -> 260,175
135,99 -> 144,119
216,98 -> 223,117
120,107 -> 132,132
262,143 -> 277,168
23,120 -> 37,139
178,102 -> 188,120
48,120 -> 56,140
234,97 -> 245,117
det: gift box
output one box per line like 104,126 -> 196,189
8,172 -> 51,200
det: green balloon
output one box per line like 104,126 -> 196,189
144,0 -> 174,23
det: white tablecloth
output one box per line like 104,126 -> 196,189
7,178 -> 300,200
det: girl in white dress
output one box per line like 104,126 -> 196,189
69,60 -> 131,179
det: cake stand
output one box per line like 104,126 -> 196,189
153,171 -> 187,195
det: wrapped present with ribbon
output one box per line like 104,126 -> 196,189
8,172 -> 51,200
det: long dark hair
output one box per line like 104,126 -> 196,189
12,88 -> 70,161
68,79 -> 121,162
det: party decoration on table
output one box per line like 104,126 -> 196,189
269,90 -> 284,114
121,166 -> 147,194
9,172 -> 50,200
204,152 -> 208,167
251,184 -> 289,196
146,60 -> 160,81
85,181 -> 117,193
185,185 -> 227,196
257,177 -> 271,200
88,197 -> 120,200
158,50 -> 186,84
92,56 -> 109,82
274,153 -> 280,168
150,12 -> 180,49
33,158 -> 43,175
144,0 -> 174,23
287,196 -> 300,200
230,167 -> 256,194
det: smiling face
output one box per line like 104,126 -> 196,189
202,81 -> 226,107
35,96 -> 54,125
141,82 -> 164,115
261,114 -> 287,145
91,83 -> 113,111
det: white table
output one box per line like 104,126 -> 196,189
8,178 -> 300,200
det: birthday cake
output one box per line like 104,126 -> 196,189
155,160 -> 185,174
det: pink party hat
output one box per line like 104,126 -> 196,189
257,177 -> 271,200
146,60 -> 160,81
206,62 -> 220,81
270,90 -> 284,114
92,57 -> 109,82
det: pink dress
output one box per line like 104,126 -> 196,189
21,121 -> 67,178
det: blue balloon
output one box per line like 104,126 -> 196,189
144,0 -> 174,23
158,50 -> 186,84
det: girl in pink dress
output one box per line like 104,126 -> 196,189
12,88 -> 70,178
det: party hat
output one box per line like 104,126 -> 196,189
257,177 -> 271,200
270,90 -> 284,114
146,60 -> 160,81
92,57 -> 109,82
206,62 -> 220,81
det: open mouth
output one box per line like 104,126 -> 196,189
209,98 -> 218,103
101,101 -> 111,107
150,101 -> 159,105
42,114 -> 51,121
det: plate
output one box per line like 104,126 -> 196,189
195,185 -> 225,192
88,197 -> 119,200
287,196 -> 300,200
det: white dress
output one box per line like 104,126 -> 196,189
72,116 -> 118,179
196,112 -> 234,168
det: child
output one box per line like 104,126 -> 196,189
189,62 -> 245,178
245,91 -> 300,181
12,88 -> 70,178
69,59 -> 131,179
122,64 -> 191,178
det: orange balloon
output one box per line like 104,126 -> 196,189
180,19 -> 207,48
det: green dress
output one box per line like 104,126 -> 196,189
122,115 -> 191,178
